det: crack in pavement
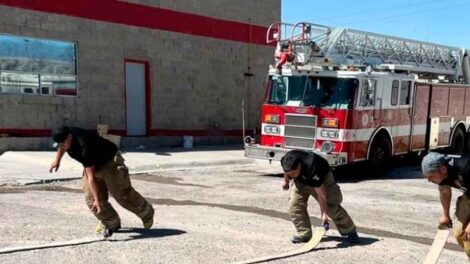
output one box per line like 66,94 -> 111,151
0,185 -> 462,252
0,185 -> 81,194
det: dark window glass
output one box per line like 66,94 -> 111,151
267,76 -> 358,109
391,80 -> 399,106
400,81 -> 411,105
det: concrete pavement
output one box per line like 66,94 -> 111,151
0,145 -> 258,185
0,159 -> 467,263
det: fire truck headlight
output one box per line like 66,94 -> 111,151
264,114 -> 280,124
321,141 -> 335,154
321,118 -> 339,128
320,129 -> 339,138
264,125 -> 280,135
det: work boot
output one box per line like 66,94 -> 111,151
142,208 -> 155,229
291,235 -> 311,244
96,223 -> 106,234
143,217 -> 154,230
346,231 -> 360,244
102,228 -> 114,238
96,223 -> 121,238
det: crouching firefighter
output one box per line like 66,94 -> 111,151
422,152 -> 470,259
50,126 -> 154,238
281,150 -> 359,243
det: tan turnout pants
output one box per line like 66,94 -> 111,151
289,171 -> 356,238
83,153 -> 154,229
454,193 -> 470,258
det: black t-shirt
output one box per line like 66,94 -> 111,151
66,127 -> 118,170
290,150 -> 330,187
439,153 -> 470,192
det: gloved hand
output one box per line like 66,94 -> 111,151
438,214 -> 452,229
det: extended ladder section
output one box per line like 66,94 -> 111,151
267,22 -> 470,82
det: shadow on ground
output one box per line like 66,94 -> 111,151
260,155 -> 424,183
132,174 -> 211,188
318,235 -> 380,249
114,228 -> 186,241
333,155 -> 423,183
120,144 -> 244,156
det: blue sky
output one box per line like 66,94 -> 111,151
282,0 -> 470,48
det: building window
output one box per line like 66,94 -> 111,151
391,80 -> 399,106
0,34 -> 77,96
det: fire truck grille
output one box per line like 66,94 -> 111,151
285,126 -> 316,138
285,115 -> 316,126
284,114 -> 316,149
285,137 -> 314,149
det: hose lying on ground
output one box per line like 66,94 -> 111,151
233,227 -> 326,264
0,236 -> 105,254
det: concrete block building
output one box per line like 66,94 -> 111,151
0,0 -> 280,150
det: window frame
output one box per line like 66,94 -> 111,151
0,33 -> 78,97
359,78 -> 377,108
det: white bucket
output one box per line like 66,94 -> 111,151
183,136 -> 193,149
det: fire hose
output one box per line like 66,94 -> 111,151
0,236 -> 105,254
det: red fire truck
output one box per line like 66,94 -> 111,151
244,22 -> 470,171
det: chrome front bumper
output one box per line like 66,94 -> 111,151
244,144 -> 348,166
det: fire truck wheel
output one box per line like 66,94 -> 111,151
368,135 -> 392,176
466,131 -> 470,152
450,128 -> 465,154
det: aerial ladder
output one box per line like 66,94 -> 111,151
267,22 -> 470,83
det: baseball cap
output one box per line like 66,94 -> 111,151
52,126 -> 71,144
421,152 -> 447,175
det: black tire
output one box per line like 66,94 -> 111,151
466,131 -> 470,152
450,128 -> 465,154
368,135 -> 392,176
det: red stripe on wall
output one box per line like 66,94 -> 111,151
97,129 -> 248,137
0,0 -> 272,46
0,128 -> 248,137
149,129 -> 247,137
0,129 -> 51,137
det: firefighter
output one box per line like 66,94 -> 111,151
274,41 -> 294,73
281,149 -> 359,243
49,126 -> 154,238
422,152 -> 470,258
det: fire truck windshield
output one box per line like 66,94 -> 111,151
267,76 -> 358,109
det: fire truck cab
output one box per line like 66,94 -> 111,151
245,22 -> 470,170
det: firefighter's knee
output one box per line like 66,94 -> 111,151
289,201 -> 307,216
118,187 -> 133,199
326,204 -> 341,217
